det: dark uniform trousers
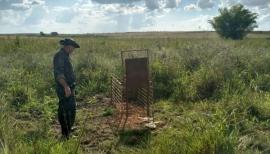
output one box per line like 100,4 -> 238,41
56,86 -> 76,138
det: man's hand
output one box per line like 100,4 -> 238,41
64,86 -> 72,97
58,78 -> 72,97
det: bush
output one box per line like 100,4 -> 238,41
247,95 -> 270,121
192,69 -> 222,101
77,69 -> 109,99
171,75 -> 189,101
209,4 -> 258,40
10,87 -> 29,109
151,61 -> 178,100
255,74 -> 270,92
183,57 -> 201,72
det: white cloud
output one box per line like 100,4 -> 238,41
130,12 -> 154,29
256,11 -> 270,31
53,8 -> 76,23
0,0 -> 22,10
0,9 -> 27,25
145,0 -> 181,10
184,0 -> 214,11
241,0 -> 270,8
0,1 -> 45,26
0,0 -> 180,33
0,0 -> 269,33
92,0 -> 161,11
256,7 -> 270,26
197,0 -> 215,9
186,15 -> 213,30
101,4 -> 146,15
148,14 -> 214,31
35,1 -> 156,33
145,0 -> 160,10
91,0 -> 141,4
44,0 -> 78,7
259,14 -> 270,22
0,0 -> 44,10
219,0 -> 238,8
219,0 -> 270,8
184,4 -> 198,11
166,0 -> 181,8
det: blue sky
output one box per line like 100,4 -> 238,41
0,0 -> 269,33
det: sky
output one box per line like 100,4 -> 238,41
0,0 -> 269,33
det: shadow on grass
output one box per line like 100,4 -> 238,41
118,128 -> 151,146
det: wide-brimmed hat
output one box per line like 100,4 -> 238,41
59,38 -> 80,48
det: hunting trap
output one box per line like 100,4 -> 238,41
110,49 -> 154,131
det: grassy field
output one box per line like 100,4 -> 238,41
0,32 -> 270,153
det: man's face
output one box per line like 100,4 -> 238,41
66,45 -> 75,54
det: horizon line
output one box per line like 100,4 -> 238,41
0,30 -> 270,35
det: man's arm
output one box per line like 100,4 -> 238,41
54,54 -> 71,97
58,78 -> 71,97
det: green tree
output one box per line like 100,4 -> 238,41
209,4 -> 258,40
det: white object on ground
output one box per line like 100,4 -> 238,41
145,121 -> 156,129
139,117 -> 153,122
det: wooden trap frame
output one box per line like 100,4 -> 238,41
110,49 -> 154,131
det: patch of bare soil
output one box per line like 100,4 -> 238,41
112,102 -> 150,130
51,96 -> 156,153
48,96 -> 114,152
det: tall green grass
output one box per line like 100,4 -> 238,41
0,35 -> 270,153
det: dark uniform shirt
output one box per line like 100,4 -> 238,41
53,48 -> 76,89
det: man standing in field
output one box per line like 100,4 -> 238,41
53,38 -> 80,139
